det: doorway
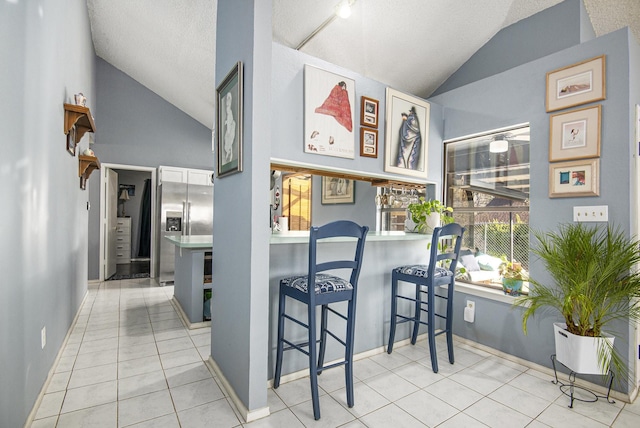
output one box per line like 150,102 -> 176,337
99,163 -> 157,282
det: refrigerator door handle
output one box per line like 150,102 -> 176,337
187,202 -> 192,235
182,202 -> 187,236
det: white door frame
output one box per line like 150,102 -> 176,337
99,163 -> 157,282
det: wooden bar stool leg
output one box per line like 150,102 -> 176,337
345,298 -> 356,408
274,291 -> 286,388
307,304 -> 321,420
317,305 -> 328,375
446,285 -> 455,364
410,282 -> 421,345
387,273 -> 399,353
427,284 -> 438,373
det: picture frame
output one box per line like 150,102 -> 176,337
67,125 -> 76,156
216,61 -> 243,178
304,65 -> 356,159
546,55 -> 605,112
321,176 -> 355,204
549,158 -> 599,198
549,105 -> 601,162
636,104 -> 640,154
384,87 -> 430,178
360,96 -> 379,128
360,127 -> 378,158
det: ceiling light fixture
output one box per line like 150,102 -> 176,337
489,135 -> 509,153
296,0 -> 357,51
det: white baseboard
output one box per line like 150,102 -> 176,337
205,357 -> 270,423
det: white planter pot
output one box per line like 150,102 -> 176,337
425,212 -> 440,232
553,322 -> 614,375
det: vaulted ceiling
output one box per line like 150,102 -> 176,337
87,0 -> 640,128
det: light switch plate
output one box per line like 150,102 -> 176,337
573,205 -> 608,222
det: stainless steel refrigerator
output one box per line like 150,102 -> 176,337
158,166 -> 214,284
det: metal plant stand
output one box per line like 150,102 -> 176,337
550,354 -> 615,408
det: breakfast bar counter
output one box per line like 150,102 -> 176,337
164,235 -> 213,328
268,230 -> 433,378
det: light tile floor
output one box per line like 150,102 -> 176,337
29,278 -> 640,427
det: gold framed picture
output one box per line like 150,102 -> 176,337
360,96 -> 379,128
360,127 -> 378,158
549,158 -> 599,198
546,55 -> 605,112
549,105 -> 601,162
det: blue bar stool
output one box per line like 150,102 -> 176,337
387,223 -> 465,373
273,220 -> 368,420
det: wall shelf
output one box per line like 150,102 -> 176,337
78,154 -> 100,180
64,103 -> 96,142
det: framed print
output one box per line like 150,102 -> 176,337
216,61 -> 243,178
384,87 -> 430,178
360,127 -> 378,158
304,65 -> 355,159
636,104 -> 640,153
321,176 -> 355,204
67,125 -> 76,156
546,55 -> 605,112
549,159 -> 599,198
360,96 -> 379,128
549,105 -> 601,162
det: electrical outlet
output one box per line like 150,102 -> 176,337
464,300 -> 475,323
41,326 -> 46,349
573,205 -> 608,222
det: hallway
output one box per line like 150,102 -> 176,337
28,279 -> 640,427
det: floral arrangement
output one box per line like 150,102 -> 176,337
499,258 -> 527,281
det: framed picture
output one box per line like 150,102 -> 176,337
549,158 -> 599,198
216,61 -> 243,178
636,104 -> 640,154
360,127 -> 378,158
304,65 -> 355,159
67,125 -> 76,156
360,96 -> 379,128
384,87 -> 430,178
546,55 -> 605,112
321,176 -> 355,204
549,105 -> 601,162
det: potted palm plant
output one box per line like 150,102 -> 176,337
405,198 -> 454,233
515,223 -> 640,378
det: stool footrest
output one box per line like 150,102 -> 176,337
318,360 -> 347,372
282,339 -> 311,356
283,313 -> 309,329
326,306 -> 347,321
324,329 -> 346,347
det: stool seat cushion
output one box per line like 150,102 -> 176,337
281,273 -> 353,294
394,264 -> 453,279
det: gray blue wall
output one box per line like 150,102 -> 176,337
211,0 -> 273,413
0,1 -> 96,426
432,0 -> 594,97
87,58 -> 214,279
431,27 -> 638,392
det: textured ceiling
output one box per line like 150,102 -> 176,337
87,0 -> 640,128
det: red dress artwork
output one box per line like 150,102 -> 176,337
314,81 -> 353,132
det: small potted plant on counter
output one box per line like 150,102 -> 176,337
405,198 -> 454,233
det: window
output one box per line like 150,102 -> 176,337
282,174 -> 312,230
444,125 -> 530,291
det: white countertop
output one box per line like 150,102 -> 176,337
270,230 -> 431,244
164,235 -> 213,248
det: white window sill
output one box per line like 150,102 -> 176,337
449,281 -> 520,305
